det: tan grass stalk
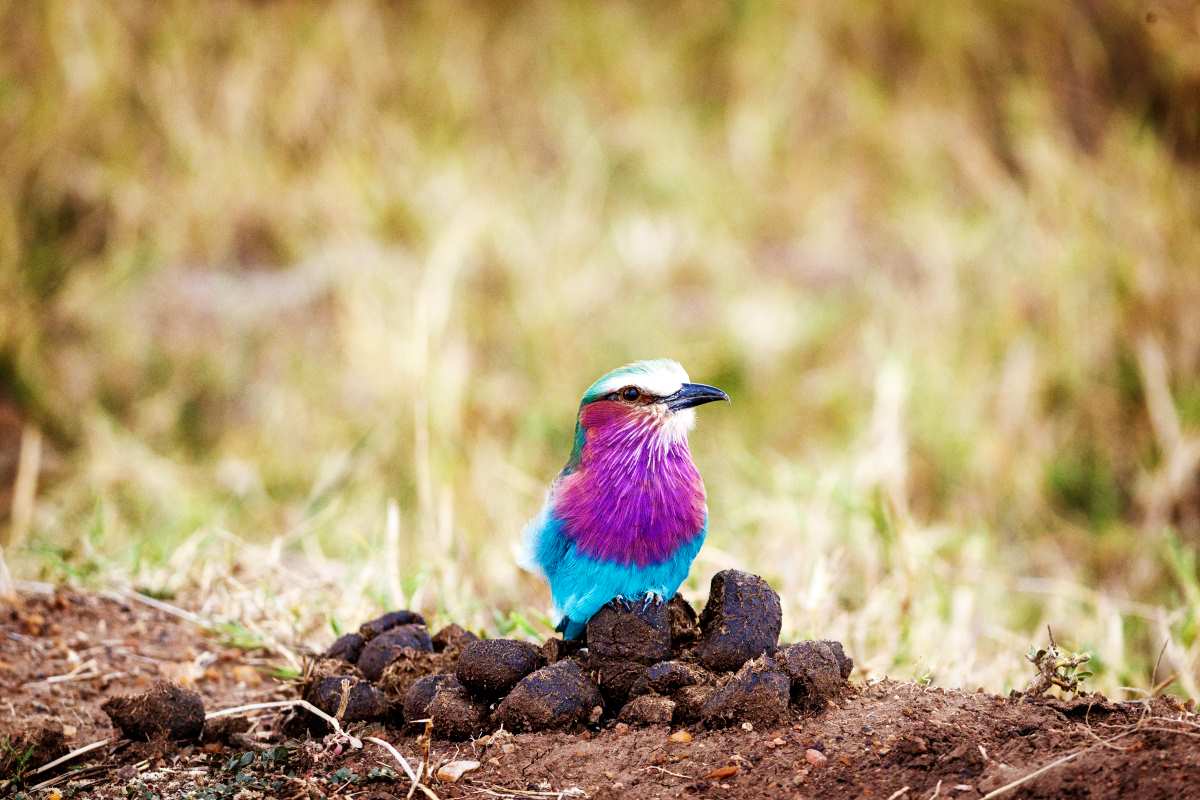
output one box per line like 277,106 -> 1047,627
205,699 -> 361,748
9,424 -> 42,552
364,735 -> 440,800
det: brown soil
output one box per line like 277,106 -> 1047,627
2,589 -> 1198,799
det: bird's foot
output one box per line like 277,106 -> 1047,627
640,591 -> 665,610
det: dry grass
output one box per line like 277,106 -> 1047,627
2,1 -> 1199,697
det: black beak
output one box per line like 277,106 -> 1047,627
664,382 -> 730,411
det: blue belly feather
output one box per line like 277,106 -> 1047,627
527,506 -> 706,640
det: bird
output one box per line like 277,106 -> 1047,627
522,359 -> 729,640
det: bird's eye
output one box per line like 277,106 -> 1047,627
622,386 -> 641,402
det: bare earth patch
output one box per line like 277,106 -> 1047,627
2,589 -> 1197,799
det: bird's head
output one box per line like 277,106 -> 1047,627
564,359 -> 729,472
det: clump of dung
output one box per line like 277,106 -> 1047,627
302,570 -> 853,737
102,681 -> 206,741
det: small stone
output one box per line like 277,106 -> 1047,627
403,673 -> 461,722
325,633 -> 366,664
493,660 -> 603,732
436,759 -> 481,783
706,765 -> 739,780
428,684 -> 489,740
701,656 -> 790,728
359,610 -> 427,640
669,730 -> 693,743
456,639 -> 545,699
618,695 -> 676,725
614,722 -> 630,734
696,570 -> 782,672
586,598 -> 672,664
102,681 -> 206,741
632,660 -> 711,696
305,675 -> 390,723
358,625 -> 435,681
741,722 -> 754,731
805,748 -> 827,767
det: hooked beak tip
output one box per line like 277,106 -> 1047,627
664,382 -> 730,412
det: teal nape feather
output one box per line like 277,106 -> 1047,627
521,359 -> 729,639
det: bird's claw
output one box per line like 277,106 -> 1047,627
641,591 -> 664,610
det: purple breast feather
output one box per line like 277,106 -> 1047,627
554,416 -> 706,567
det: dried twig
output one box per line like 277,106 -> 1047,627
468,789 -> 586,799
27,764 -> 109,793
411,718 -> 434,799
365,736 -> 440,800
206,699 -> 362,748
9,424 -> 43,553
29,737 -> 114,776
110,589 -> 217,631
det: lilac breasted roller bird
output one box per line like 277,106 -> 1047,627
522,359 -> 729,640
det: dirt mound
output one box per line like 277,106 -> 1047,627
304,569 -> 849,739
2,586 -> 1197,799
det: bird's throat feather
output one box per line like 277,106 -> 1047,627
554,401 -> 706,566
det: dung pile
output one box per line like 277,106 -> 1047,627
304,569 -> 853,740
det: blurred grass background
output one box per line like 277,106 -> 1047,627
2,0 -> 1200,697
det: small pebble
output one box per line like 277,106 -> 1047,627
669,730 -> 693,743
805,748 -> 828,767
435,760 -> 480,783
